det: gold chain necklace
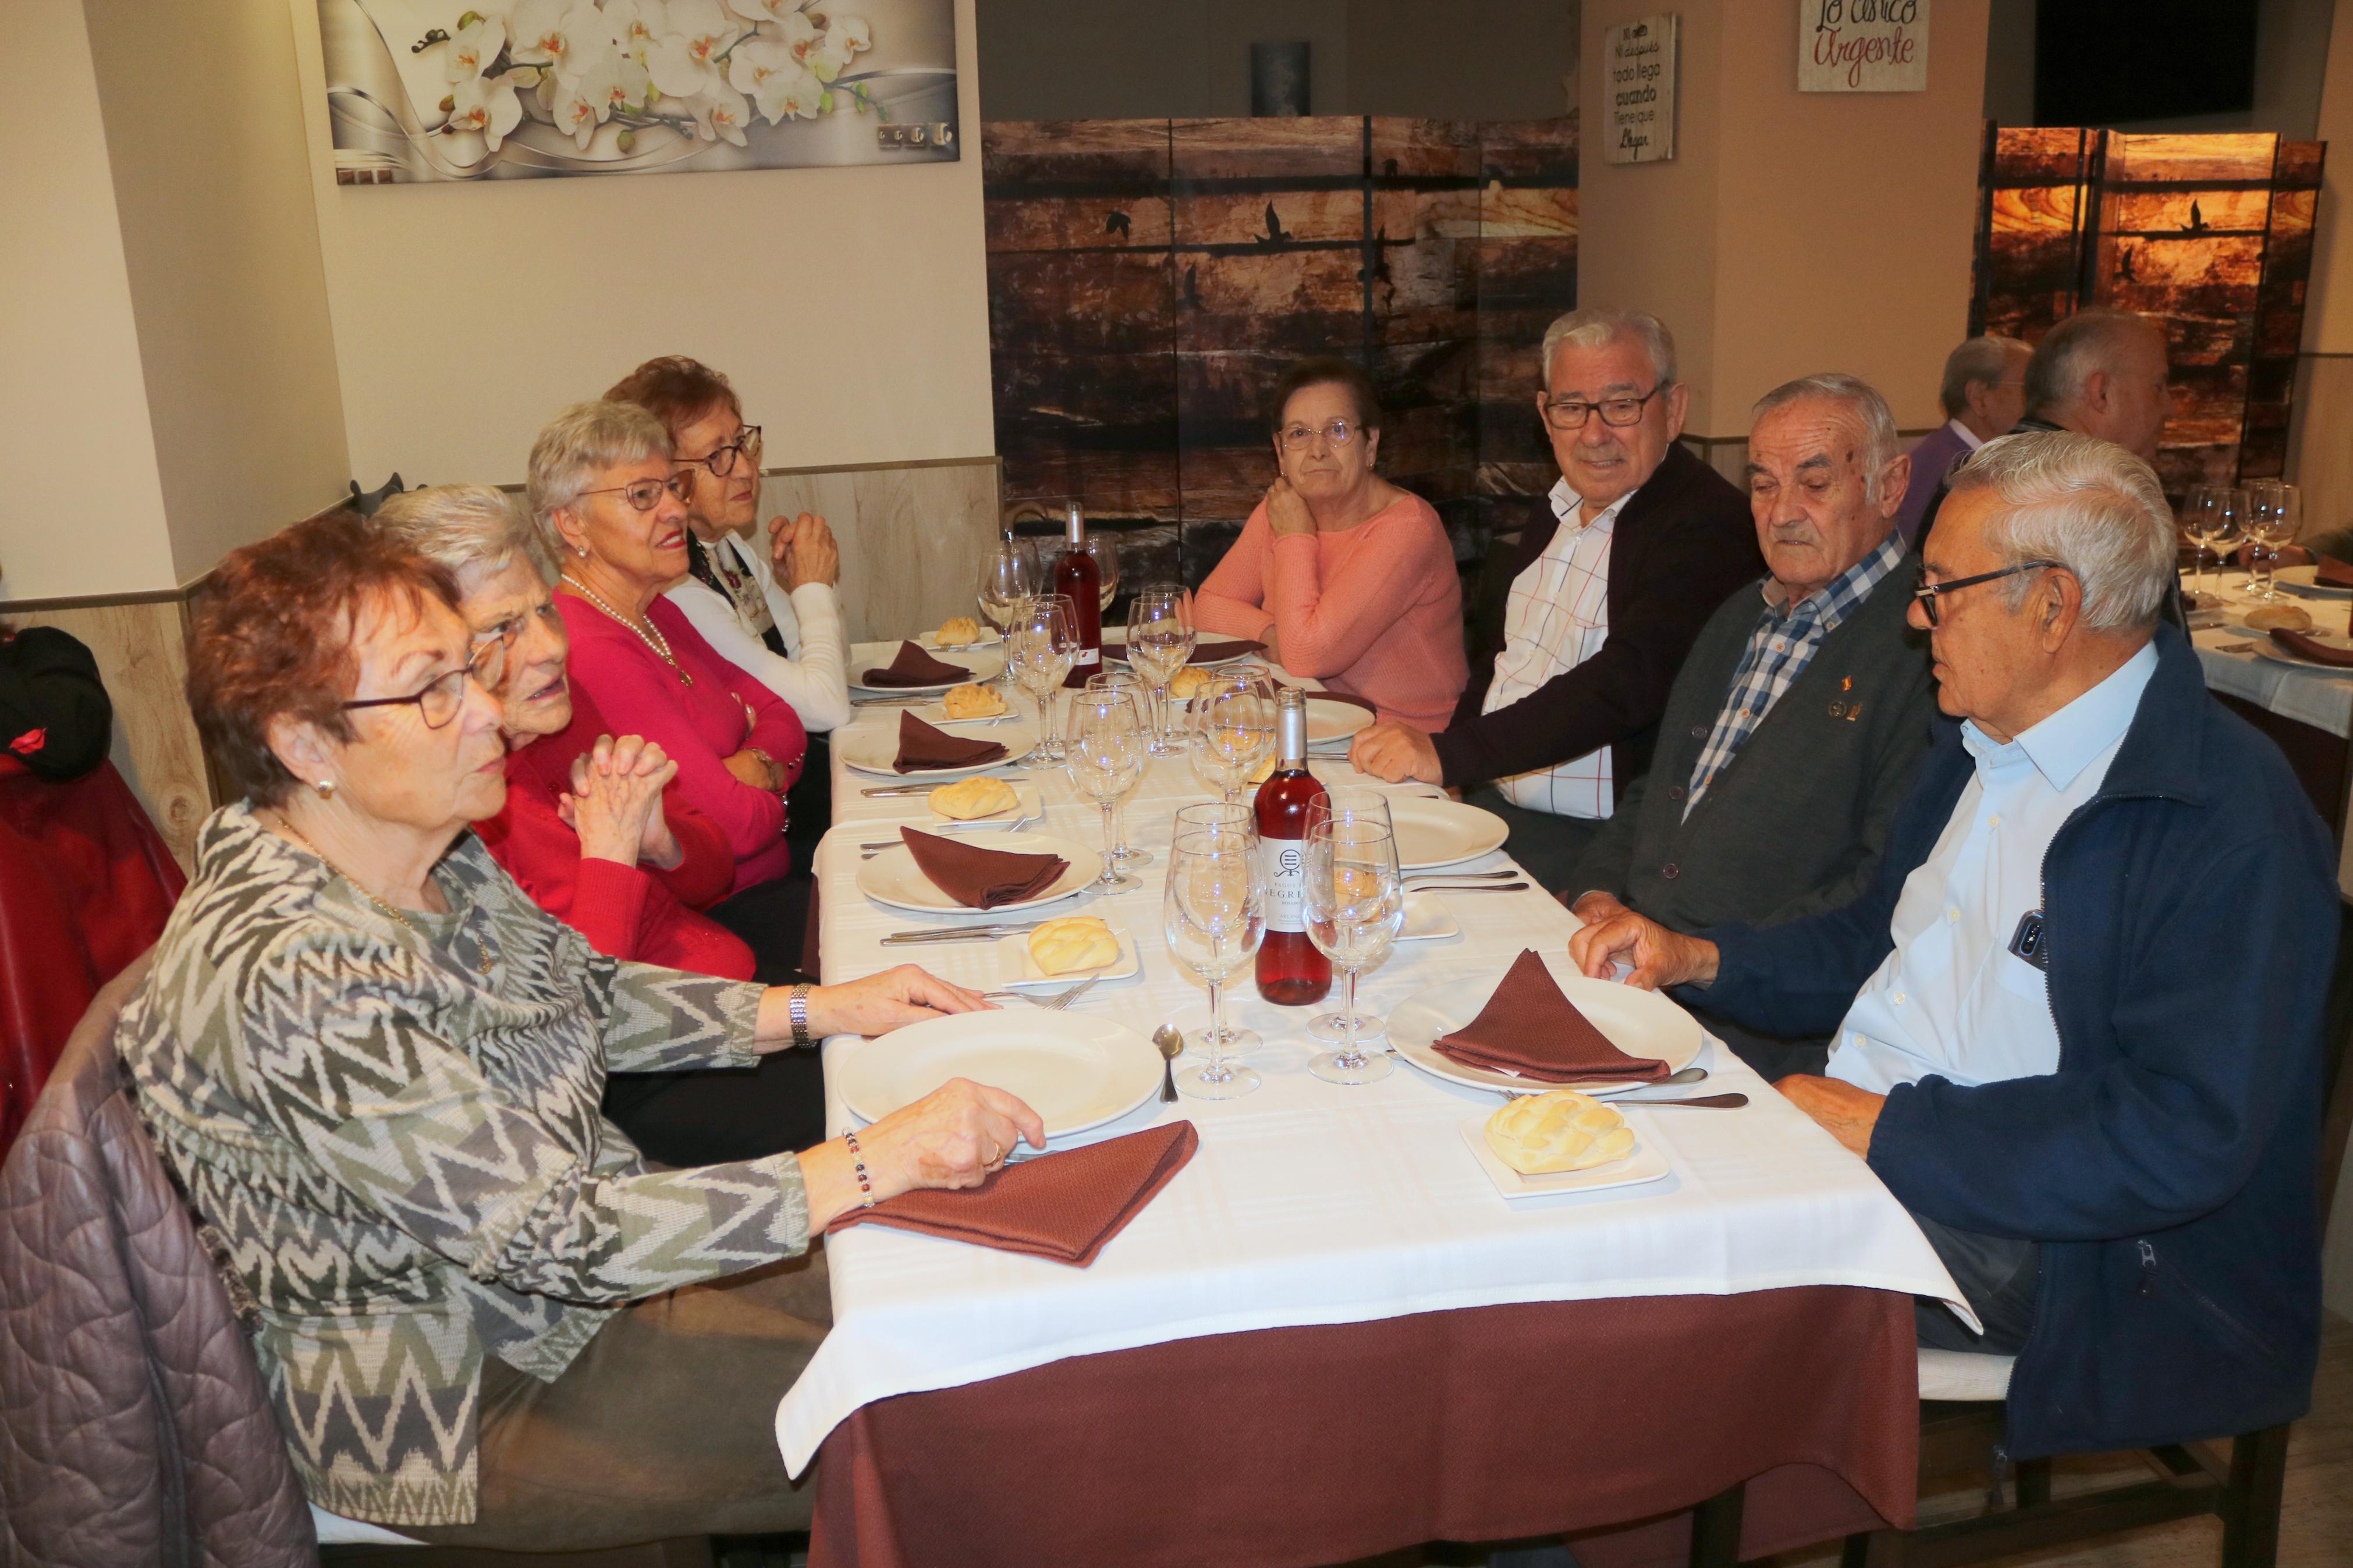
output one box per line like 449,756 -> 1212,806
561,574 -> 694,688
272,815 -> 494,977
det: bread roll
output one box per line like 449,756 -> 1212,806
2244,602 -> 2313,632
935,616 -> 984,648
929,776 -> 1020,820
1169,666 -> 1215,699
1482,1090 -> 1635,1175
941,682 -> 1008,719
1028,916 -> 1120,976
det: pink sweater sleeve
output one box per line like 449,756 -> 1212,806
1265,500 -> 1451,679
1191,504 -> 1276,641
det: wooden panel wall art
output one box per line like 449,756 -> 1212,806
1970,126 -> 2324,502
983,115 -> 1578,604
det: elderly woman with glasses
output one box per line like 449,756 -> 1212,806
536,399 -> 811,971
123,512 -> 1040,1547
377,484 -> 835,1164
1192,355 -> 1467,730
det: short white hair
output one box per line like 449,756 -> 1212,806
2023,308 -> 2164,419
1939,335 -> 2030,418
1751,373 -> 1901,504
526,400 -> 670,528
1946,430 -> 2175,631
1539,307 -> 1677,393
374,483 -> 553,582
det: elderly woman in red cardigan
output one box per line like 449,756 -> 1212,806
375,481 -> 816,1162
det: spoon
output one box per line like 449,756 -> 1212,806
1613,1093 -> 1748,1110
1152,1025 -> 1183,1103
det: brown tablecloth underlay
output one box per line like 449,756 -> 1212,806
808,1285 -> 1917,1568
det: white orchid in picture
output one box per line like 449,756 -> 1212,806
400,0 -> 890,161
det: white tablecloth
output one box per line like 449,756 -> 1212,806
2192,570 -> 2353,738
773,680 -> 1968,1475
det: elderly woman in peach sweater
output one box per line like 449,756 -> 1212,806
1193,358 -> 1468,731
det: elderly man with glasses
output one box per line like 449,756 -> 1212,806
1571,429 -> 2336,1459
1350,307 -> 1762,889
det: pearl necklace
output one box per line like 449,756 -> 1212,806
272,815 -> 494,977
562,573 -> 694,688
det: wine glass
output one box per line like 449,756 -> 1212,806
2180,485 -> 2218,599
1126,586 -> 1196,756
1083,532 -> 1120,615
1085,670 -> 1155,869
1170,801 -> 1262,1056
975,539 -> 1034,690
1163,824 -> 1265,1099
1009,594 -> 1077,763
1302,789 -> 1397,1046
1064,688 -> 1147,895
1189,666 -> 1276,804
2245,481 -> 2300,602
1300,801 -> 1405,1086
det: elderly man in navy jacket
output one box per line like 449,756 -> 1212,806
1572,429 -> 2337,1457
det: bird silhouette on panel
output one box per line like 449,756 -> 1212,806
1183,263 -> 1202,310
1257,202 -> 1291,248
2186,200 -> 2208,233
1105,209 -> 1131,238
2115,245 -> 2137,283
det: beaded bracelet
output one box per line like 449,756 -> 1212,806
842,1128 -> 876,1208
787,984 -> 813,1050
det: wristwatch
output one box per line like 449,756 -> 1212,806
788,983 -> 813,1050
744,745 -> 785,794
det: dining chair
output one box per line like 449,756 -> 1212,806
1829,901 -> 2353,1568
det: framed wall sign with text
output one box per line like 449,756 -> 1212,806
1605,15 -> 1677,164
1800,0 -> 1929,93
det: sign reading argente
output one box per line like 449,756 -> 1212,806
1605,14 -> 1677,165
1800,0 -> 1929,93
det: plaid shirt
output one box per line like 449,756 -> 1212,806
1684,532 -> 1908,815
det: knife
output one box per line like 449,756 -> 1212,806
881,922 -> 1049,945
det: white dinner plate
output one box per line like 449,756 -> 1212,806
2273,564 -> 2353,601
1304,698 -> 1376,749
929,780 -> 1046,831
849,641 -> 1004,694
1386,796 -> 1511,870
916,628 -> 1005,649
856,831 -> 1102,915
2252,634 -> 2353,674
1394,891 -> 1461,943
837,720 -> 1039,778
836,1011 -> 1163,1140
1387,955 -> 1705,1097
1103,632 -> 1260,667
1456,1116 -> 1672,1200
907,696 -> 1022,727
998,922 -> 1142,989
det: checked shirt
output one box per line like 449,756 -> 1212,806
1684,532 -> 1908,816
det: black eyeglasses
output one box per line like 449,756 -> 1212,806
1912,561 -> 2064,626
679,425 -> 764,478
339,656 -> 491,731
1542,384 -> 1666,431
580,472 -> 692,512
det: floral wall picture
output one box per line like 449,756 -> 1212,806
318,0 -> 960,183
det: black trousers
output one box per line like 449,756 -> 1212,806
1462,785 -> 1603,895
1912,1211 -> 2041,1354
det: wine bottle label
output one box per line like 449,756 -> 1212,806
1074,645 -> 1101,666
1262,835 -> 1306,932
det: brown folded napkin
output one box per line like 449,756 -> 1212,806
1433,948 -> 1670,1083
896,712 -> 1009,773
2269,628 -> 2353,668
1109,638 -> 1262,667
862,641 -> 969,687
828,1121 -> 1198,1266
899,827 -> 1067,908
2315,556 -> 2353,589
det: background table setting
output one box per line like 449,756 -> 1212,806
782,642 -> 1969,1568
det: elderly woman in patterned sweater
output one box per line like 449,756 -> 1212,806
121,513 -> 1042,1549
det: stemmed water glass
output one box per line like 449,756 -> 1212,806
1163,823 -> 1266,1100
1171,801 -> 1261,1056
1189,664 -> 1276,804
2181,485 -> 2219,599
1126,586 -> 1196,755
1300,798 -> 1406,1086
1009,593 -> 1077,762
2244,481 -> 2301,602
1085,670 -> 1155,869
1064,687 -> 1147,895
975,539 -> 1034,691
1083,532 -> 1120,615
1302,788 -> 1397,1045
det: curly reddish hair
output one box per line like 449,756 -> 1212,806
189,512 -> 462,807
605,355 -> 740,444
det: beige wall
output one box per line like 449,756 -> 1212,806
1581,0 -> 1991,444
283,0 -> 995,490
83,0 -> 353,586
0,0 -> 175,600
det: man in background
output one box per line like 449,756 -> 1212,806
1894,335 -> 2030,546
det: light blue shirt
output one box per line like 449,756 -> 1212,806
1826,640 -> 2160,1096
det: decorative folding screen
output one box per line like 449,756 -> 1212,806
1971,126 -> 2324,500
982,116 -> 1578,599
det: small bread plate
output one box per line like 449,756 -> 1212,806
916,627 -> 1005,650
856,830 -> 1102,915
1394,891 -> 1461,943
1456,1115 -> 1671,1200
1387,956 -> 1705,1098
836,1011 -> 1163,1140
849,640 -> 1005,694
837,720 -> 1040,778
929,780 -> 1046,831
1388,795 -> 1511,870
998,922 -> 1141,990
907,696 -> 1023,727
2251,631 -> 2353,672
2273,564 -> 2353,601
1304,696 -> 1376,751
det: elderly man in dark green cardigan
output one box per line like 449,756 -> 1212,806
1566,374 -> 1943,1078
